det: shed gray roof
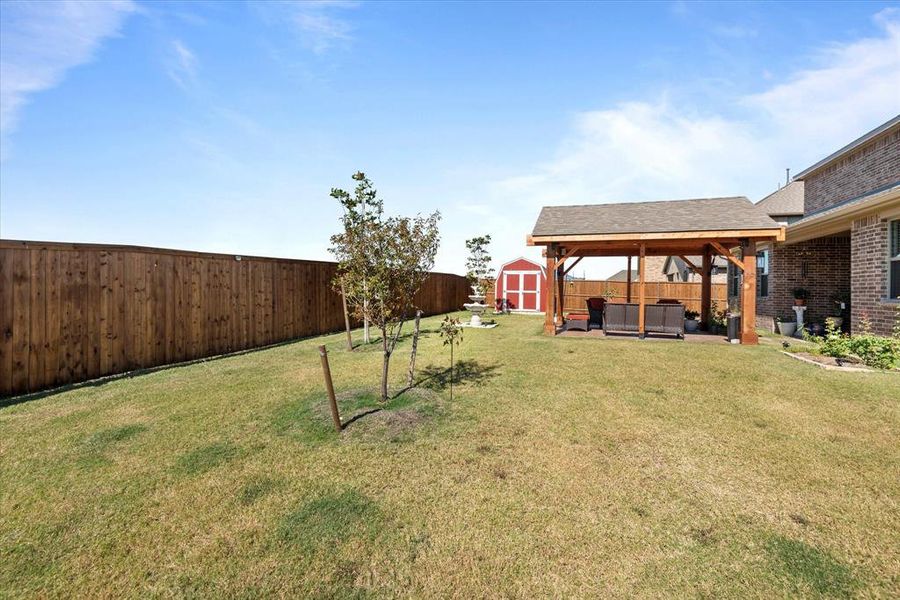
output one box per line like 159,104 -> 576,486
531,196 -> 780,237
756,180 -> 804,216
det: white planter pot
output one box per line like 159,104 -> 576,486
684,319 -> 699,333
777,322 -> 797,337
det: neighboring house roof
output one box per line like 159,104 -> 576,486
607,269 -> 638,281
663,255 -> 727,275
756,180 -> 804,217
531,196 -> 779,237
794,114 -> 900,180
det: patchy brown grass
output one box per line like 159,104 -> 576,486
1,312 -> 898,597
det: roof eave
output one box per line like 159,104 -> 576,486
785,185 -> 900,244
528,228 -> 785,245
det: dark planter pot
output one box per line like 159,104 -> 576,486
727,315 -> 742,341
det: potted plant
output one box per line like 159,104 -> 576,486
709,301 -> 727,335
792,287 -> 809,306
775,315 -> 797,337
684,309 -> 700,332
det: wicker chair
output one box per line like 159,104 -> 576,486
585,297 -> 605,329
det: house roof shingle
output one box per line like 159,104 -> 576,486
756,180 -> 804,216
531,196 -> 780,237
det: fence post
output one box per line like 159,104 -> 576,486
318,345 -> 342,432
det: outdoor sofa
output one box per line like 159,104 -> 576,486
603,302 -> 685,338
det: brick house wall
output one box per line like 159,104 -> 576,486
851,215 -> 897,336
804,128 -> 900,214
751,236 -> 851,331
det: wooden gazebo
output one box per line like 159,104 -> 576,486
526,197 -> 785,344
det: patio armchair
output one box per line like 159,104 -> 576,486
585,297 -> 605,329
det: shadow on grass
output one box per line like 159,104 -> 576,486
413,359 -> 502,392
349,328 -> 439,352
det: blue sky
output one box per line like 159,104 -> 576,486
1,1 -> 898,277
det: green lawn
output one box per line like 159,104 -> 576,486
2,313 -> 898,597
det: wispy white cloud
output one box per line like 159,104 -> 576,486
711,23 -> 758,39
258,0 -> 360,54
745,8 -> 900,146
479,10 -> 900,278
0,0 -> 136,156
166,39 -> 198,90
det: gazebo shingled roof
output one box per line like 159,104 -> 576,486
532,196 -> 780,237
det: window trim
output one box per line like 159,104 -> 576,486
756,249 -> 769,298
890,219 -> 900,300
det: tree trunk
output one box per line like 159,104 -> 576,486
340,280 -> 353,351
380,327 -> 390,402
449,343 -> 454,402
407,310 -> 422,387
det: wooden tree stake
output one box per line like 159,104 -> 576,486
318,345 -> 342,432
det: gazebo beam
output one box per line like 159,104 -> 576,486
544,246 -> 556,334
700,247 -> 712,330
740,240 -> 759,345
626,256 -> 632,302
562,256 -> 583,277
557,263 -> 565,325
677,255 -> 703,276
709,241 -> 745,269
638,244 -> 646,338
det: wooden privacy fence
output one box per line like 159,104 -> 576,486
0,240 -> 469,397
562,280 -> 727,313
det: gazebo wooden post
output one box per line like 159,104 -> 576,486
740,240 -> 758,345
700,247 -> 712,330
557,261 -> 565,326
544,245 -> 556,334
638,244 -> 646,338
626,256 -> 632,302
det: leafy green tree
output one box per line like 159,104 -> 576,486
330,172 -> 441,402
465,235 -> 494,293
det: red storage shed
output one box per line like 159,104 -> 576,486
495,257 -> 546,312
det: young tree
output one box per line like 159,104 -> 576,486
439,316 -> 463,401
329,172 -> 381,344
465,235 -> 494,294
330,172 -> 441,402
407,309 -> 423,387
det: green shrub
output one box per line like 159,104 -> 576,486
847,334 -> 899,370
819,321 -> 850,358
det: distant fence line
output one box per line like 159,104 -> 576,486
0,240 -> 469,397
561,280 -> 727,313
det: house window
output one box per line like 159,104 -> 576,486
890,220 -> 900,299
757,249 -> 769,297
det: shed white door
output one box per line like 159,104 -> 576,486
505,271 -> 539,311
